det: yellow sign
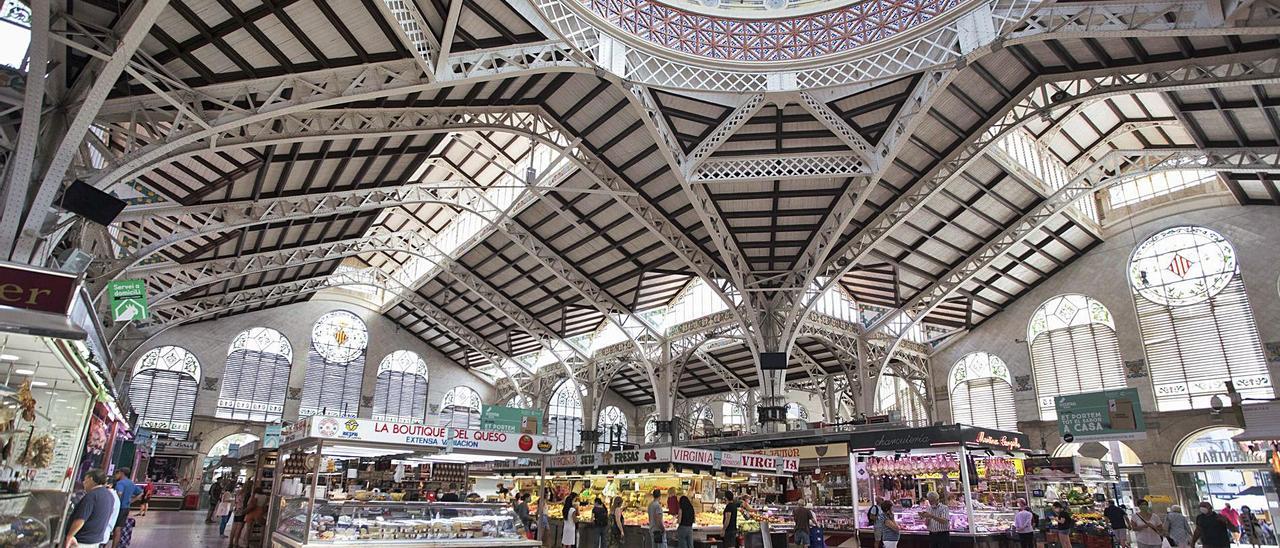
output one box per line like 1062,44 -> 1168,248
749,443 -> 847,460
1145,495 -> 1174,504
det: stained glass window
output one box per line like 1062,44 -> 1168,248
548,381 -> 583,452
598,405 -> 628,450
300,311 -> 367,418
130,346 -> 200,440
948,352 -> 1017,430
373,351 -> 429,423
1129,227 -> 1272,411
440,386 -> 483,428
217,328 -> 291,423
1028,295 -> 1126,420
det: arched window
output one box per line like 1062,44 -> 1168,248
689,405 -> 714,439
372,351 -> 429,423
507,394 -> 533,409
598,405 -> 628,449
300,311 -> 368,418
207,433 -> 260,459
1129,226 -> 1272,411
440,386 -> 483,428
874,373 -> 928,424
785,402 -> 809,421
130,346 -> 200,440
722,401 -> 747,432
1028,294 -> 1126,420
548,381 -> 583,452
948,352 -> 1017,430
644,414 -> 659,443
217,328 -> 291,422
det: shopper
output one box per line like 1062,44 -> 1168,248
1048,501 -> 1074,548
1131,499 -> 1164,548
793,501 -> 814,548
722,491 -> 743,548
649,489 -> 667,547
110,468 -> 143,548
1165,506 -> 1191,548
65,469 -> 120,548
1190,502 -> 1233,548
875,501 -> 901,548
1105,500 -> 1130,548
1014,500 -> 1035,548
868,497 -> 883,548
515,493 -> 533,537
227,481 -> 253,548
205,476 -> 224,524
563,492 -> 580,548
138,479 -> 155,517
441,484 -> 462,502
1220,503 -> 1240,542
592,498 -> 608,548
921,492 -> 951,548
610,496 -> 626,548
676,496 -> 696,548
215,483 -> 236,538
1239,506 -> 1262,548
237,488 -> 268,548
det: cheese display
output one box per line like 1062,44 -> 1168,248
276,500 -> 541,546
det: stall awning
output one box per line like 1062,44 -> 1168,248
1233,401 -> 1280,442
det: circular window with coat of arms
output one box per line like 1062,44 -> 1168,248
1129,226 -> 1236,307
311,311 -> 368,363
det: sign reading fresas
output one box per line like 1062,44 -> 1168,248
548,446 -> 799,474
1055,388 -> 1146,442
107,279 -> 148,321
292,416 -> 554,455
480,405 -> 543,434
0,262 -> 78,315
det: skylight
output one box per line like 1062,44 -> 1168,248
1107,170 -> 1216,208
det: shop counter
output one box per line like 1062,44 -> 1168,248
273,500 -> 540,548
855,530 -> 1017,548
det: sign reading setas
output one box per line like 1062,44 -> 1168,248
293,416 -> 556,454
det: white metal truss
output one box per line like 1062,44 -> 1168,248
374,0 -> 442,76
691,152 -> 871,182
789,52 -> 1280,342
866,146 -> 1280,372
795,92 -> 878,169
682,93 -> 766,177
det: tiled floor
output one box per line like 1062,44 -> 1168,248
127,509 -> 242,548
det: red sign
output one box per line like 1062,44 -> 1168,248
0,262 -> 78,315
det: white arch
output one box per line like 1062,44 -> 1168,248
1027,294 -> 1126,420
948,352 -> 1017,431
133,345 -> 201,379
377,350 -> 428,379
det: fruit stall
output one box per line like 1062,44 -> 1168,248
848,424 -> 1032,548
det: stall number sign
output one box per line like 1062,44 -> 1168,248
1055,388 -> 1146,442
107,279 -> 148,321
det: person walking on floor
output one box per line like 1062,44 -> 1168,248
1014,500 -> 1035,548
137,480 -> 155,517
110,468 -> 143,548
921,492 -> 951,548
1165,506 -> 1191,548
875,501 -> 901,548
792,501 -> 814,548
205,477 -> 224,524
868,498 -> 884,548
236,488 -> 268,548
1239,507 -> 1263,548
676,496 -> 695,548
722,491 -> 744,548
1130,499 -> 1164,548
65,469 -> 120,548
609,496 -> 626,548
562,493 -> 580,548
215,483 -> 236,538
1220,503 -> 1241,543
648,490 -> 666,548
1105,500 -> 1130,548
593,498 -> 609,548
1190,502 -> 1234,548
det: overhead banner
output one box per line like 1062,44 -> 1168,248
749,443 -> 847,460
290,416 -> 555,455
1055,388 -> 1146,442
547,446 -> 799,475
107,279 -> 148,322
262,424 -> 282,449
480,405 -> 543,434
0,261 -> 78,314
848,424 -> 1029,452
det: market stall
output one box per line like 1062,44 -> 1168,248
848,424 -> 1031,548
538,446 -> 800,548
269,415 -> 555,547
147,438 -> 200,510
0,261 -> 121,545
1024,456 -> 1116,513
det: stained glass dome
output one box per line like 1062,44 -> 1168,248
1129,226 -> 1236,307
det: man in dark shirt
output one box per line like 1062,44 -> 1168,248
205,476 -> 224,523
1192,502 -> 1234,548
723,491 -> 742,548
440,484 -> 462,502
1104,500 -> 1130,547
66,469 -> 119,548
793,503 -> 815,547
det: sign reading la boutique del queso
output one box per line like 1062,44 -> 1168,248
292,416 -> 555,454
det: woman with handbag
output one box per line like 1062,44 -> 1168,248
215,483 -> 236,538
1130,500 -> 1164,548
1164,506 -> 1191,548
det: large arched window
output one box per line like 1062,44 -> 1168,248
300,311 -> 368,418
130,346 -> 200,440
785,402 -> 809,421
949,352 -> 1017,430
688,405 -> 714,439
440,386 -> 483,428
1129,226 -> 1272,410
548,381 -> 584,452
875,373 -> 928,424
217,328 -> 291,423
644,414 -> 659,443
373,351 -> 429,423
598,405 -> 628,449
1028,294 -> 1126,420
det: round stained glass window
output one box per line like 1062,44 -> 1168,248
311,311 -> 368,363
1130,226 -> 1236,307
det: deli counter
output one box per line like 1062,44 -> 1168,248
274,500 -> 537,547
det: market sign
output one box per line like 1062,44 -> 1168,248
848,424 -> 1030,452
155,439 -> 198,453
0,261 -> 78,315
1055,388 -> 1146,442
480,405 -> 542,434
548,446 -> 799,474
263,424 -> 282,449
107,279 -> 148,322
749,443 -> 848,460
295,416 -> 554,455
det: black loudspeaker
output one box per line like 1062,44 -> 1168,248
58,180 -> 127,226
760,352 -> 787,370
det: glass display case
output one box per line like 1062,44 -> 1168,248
273,500 -> 541,547
853,503 -> 1016,534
